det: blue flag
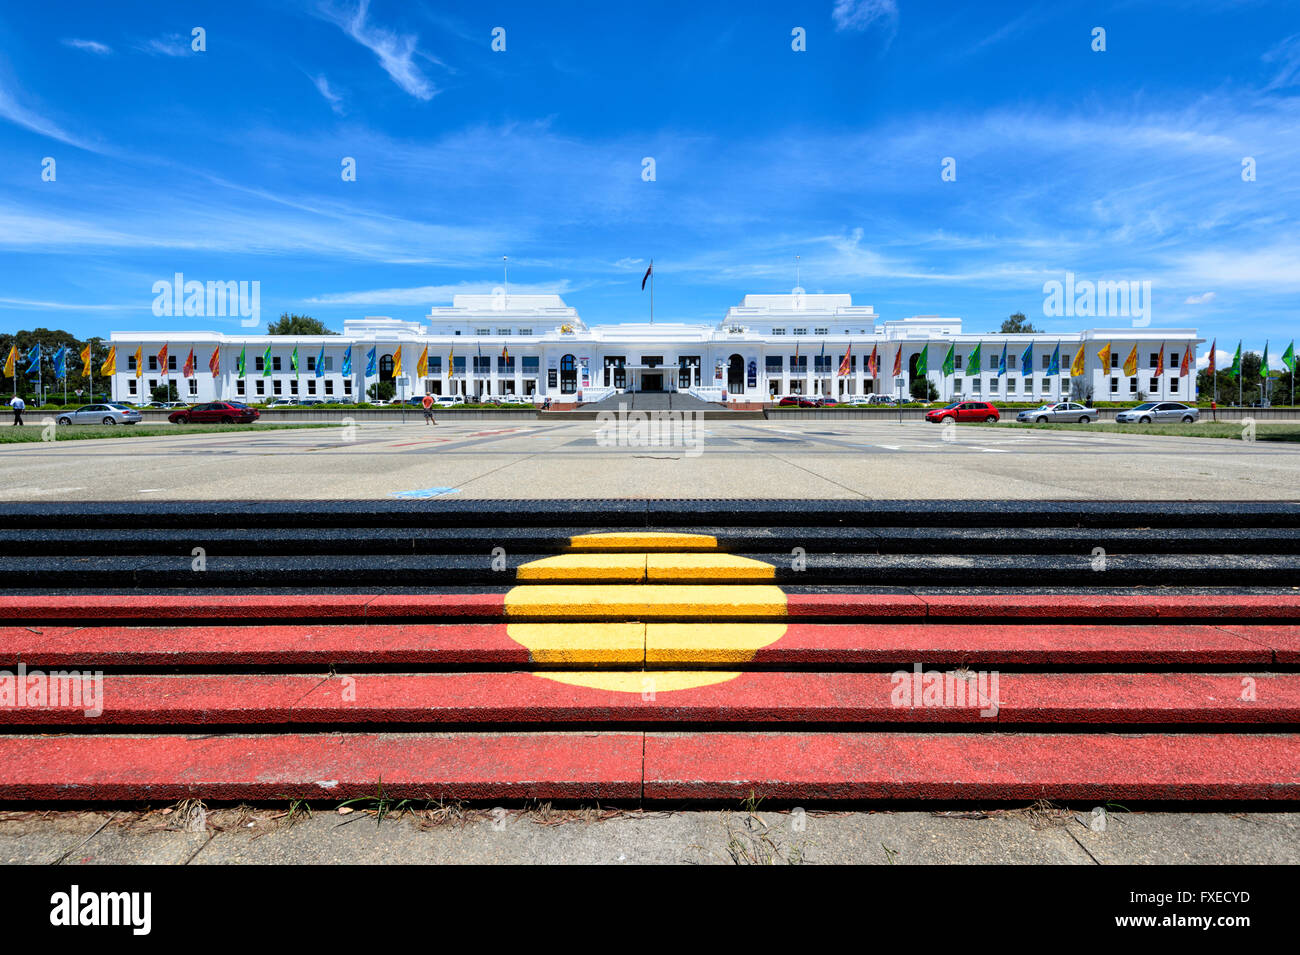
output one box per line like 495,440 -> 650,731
52,346 -> 67,379
365,346 -> 376,377
1020,342 -> 1033,376
998,343 -> 1007,377
316,344 -> 325,378
24,344 -> 39,377
1047,343 -> 1060,376
341,345 -> 352,377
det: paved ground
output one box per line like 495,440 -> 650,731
4,805 -> 1296,865
2,418 -> 1297,500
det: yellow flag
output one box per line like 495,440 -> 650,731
3,345 -> 16,378
417,346 -> 428,379
1070,344 -> 1086,377
80,343 -> 92,374
102,346 -> 117,376
393,345 -> 402,378
1098,342 -> 1111,370
133,346 -> 143,378
1122,344 -> 1138,377
447,348 -> 453,378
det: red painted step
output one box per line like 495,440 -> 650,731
5,671 -> 1297,725
0,732 -> 643,800
643,731 -> 1300,800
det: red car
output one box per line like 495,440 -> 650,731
169,401 -> 261,424
777,396 -> 819,407
925,401 -> 1000,424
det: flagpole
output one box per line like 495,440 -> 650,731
650,259 -> 654,325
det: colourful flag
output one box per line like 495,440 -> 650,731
184,348 -> 195,378
1158,342 -> 1166,377
101,346 -> 117,376
915,344 -> 928,377
837,342 -> 852,376
25,344 -> 40,377
1020,342 -> 1033,375
1206,339 -> 1216,376
262,344 -> 272,377
502,344 -> 511,362
52,346 -> 67,379
1229,341 -> 1241,380
316,345 -> 325,378
291,346 -> 299,379
1262,341 -> 1273,378
365,346 -> 376,378
891,347 -> 902,378
1070,343 -> 1086,377
968,343 -> 982,376
157,344 -> 168,371
868,344 -> 878,378
641,262 -> 653,290
237,347 -> 247,379
1046,343 -> 1060,377
998,343 -> 1007,377
341,345 -> 352,377
1283,341 -> 1296,372
1098,341 -> 1112,371
80,342 -> 92,375
1123,344 -> 1138,377
446,347 -> 453,378
209,347 -> 220,377
1179,347 -> 1191,378
393,345 -> 403,378
417,346 -> 429,379
133,346 -> 142,379
942,343 -> 955,376
3,345 -> 15,379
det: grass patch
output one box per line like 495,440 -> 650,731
977,421 -> 1300,442
0,422 -> 338,443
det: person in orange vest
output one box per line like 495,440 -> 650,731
422,394 -> 437,426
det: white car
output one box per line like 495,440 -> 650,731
435,395 -> 466,407
501,394 -> 533,405
269,398 -> 298,407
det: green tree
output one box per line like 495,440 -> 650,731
367,381 -> 396,401
151,382 -> 180,403
998,312 -> 1039,334
267,313 -> 338,336
910,377 -> 939,401
0,329 -> 112,404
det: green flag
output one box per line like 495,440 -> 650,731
1283,341 -> 1295,372
1229,341 -> 1241,380
262,344 -> 272,377
1262,341 -> 1270,378
915,345 -> 928,377
291,346 -> 299,379
968,342 -> 982,376
942,343 -> 955,376
237,346 -> 246,379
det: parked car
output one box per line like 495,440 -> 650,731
435,395 -> 466,407
56,404 -> 142,425
812,397 -> 838,406
297,398 -> 326,406
776,396 -> 818,407
864,394 -> 899,405
501,394 -> 533,405
168,401 -> 261,424
268,398 -> 298,407
1016,402 -> 1096,424
925,401 -> 1001,424
1115,401 -> 1198,424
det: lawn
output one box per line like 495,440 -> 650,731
976,421 -> 1300,442
0,422 -> 338,443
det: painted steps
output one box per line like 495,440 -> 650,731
0,508 -> 1298,802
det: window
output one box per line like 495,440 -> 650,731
1149,377 -> 1159,392
188,379 -> 197,395
128,380 -> 137,394
972,378 -> 982,393
1129,378 -> 1138,394
1169,352 -> 1179,369
149,379 -> 157,391
1008,354 -> 1017,370
518,329 -> 533,336
1171,377 -> 1180,393
149,356 -> 157,370
307,380 -> 316,394
273,381 -> 282,395
452,357 -> 466,375
255,380 -> 265,395
343,380 -> 351,395
168,355 -> 177,371
522,356 -> 539,374
793,328 -> 808,335
307,356 -> 315,371
273,356 -> 282,372
1149,352 -> 1159,369
498,355 -> 515,373
325,380 -> 334,395
548,369 -> 558,388
814,327 -> 829,335
766,356 -> 783,372
290,380 -> 298,394
1042,355 -> 1051,370
1110,351 -> 1119,369
814,355 -> 833,373
428,356 -> 442,375
236,380 -> 245,395
771,328 -> 786,336
955,354 -> 963,369
790,355 -> 807,371
497,328 -> 511,336
473,356 -> 491,374
255,357 -> 264,372
1110,377 -> 1119,394
475,328 -> 490,336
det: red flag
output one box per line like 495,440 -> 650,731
1207,339 -> 1216,376
868,344 -> 878,378
891,347 -> 902,378
209,347 -> 220,377
837,342 -> 852,377
183,348 -> 195,378
1179,347 -> 1191,378
157,344 -> 168,368
641,262 -> 653,290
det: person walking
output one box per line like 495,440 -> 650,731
9,394 -> 24,426
422,394 -> 437,426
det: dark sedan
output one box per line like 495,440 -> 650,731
168,401 -> 261,424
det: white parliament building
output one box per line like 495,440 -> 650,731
109,292 -> 1203,406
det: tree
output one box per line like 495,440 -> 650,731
910,377 -> 939,401
1069,378 -> 1094,403
367,381 -> 395,401
998,312 -> 1039,334
1,328 -> 112,403
267,313 -> 338,336
151,382 -> 180,403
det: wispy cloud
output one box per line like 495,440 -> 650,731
1184,291 -> 1216,305
0,81 -> 94,150
304,280 -> 576,306
1262,33 -> 1300,91
831,0 -> 899,37
137,33 -> 192,57
311,73 -> 345,114
318,0 -> 438,100
61,38 -> 112,55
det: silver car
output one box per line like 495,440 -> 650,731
1115,401 -> 1199,424
56,403 -> 143,425
1016,401 -> 1097,424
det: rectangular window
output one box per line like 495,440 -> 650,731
127,355 -> 137,371
1171,377 -> 1180,392
1149,377 -> 1159,392
955,354 -> 963,369
1042,355 -> 1050,370
790,355 -> 807,371
289,380 -> 298,394
148,356 -> 157,371
1110,377 -> 1119,394
518,329 -> 533,336
814,327 -> 829,335
128,380 -> 137,394
428,356 -> 442,375
548,369 -> 558,388
168,355 -> 177,371
1008,354 -> 1017,370
972,378 -> 982,393
307,356 -> 316,371
771,328 -> 786,335
1170,352 -> 1179,369
188,379 -> 197,395
323,357 -> 333,371
793,328 -> 808,336
814,356 -> 833,373
521,356 -> 539,374
255,357 -> 264,372
475,328 -> 489,336
273,381 -> 282,395
1007,375 -> 1017,391
1129,378 -> 1138,394
498,356 -> 515,373
273,356 -> 282,372
307,380 -> 316,394
343,380 -> 351,395
473,356 -> 491,374
453,357 -> 466,375
497,328 -> 511,336
1149,352 -> 1159,369
1110,352 -> 1119,368
766,356 -> 783,372
255,380 -> 265,395
236,380 -> 245,395
325,380 -> 334,395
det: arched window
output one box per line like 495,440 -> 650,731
560,354 -> 577,393
379,354 -> 395,381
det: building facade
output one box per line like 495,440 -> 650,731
109,292 -> 1203,405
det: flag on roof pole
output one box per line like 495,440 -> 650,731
1070,342 -> 1086,377
316,344 -> 325,378
641,262 -> 652,289
4,344 -> 18,378
837,341 -> 852,377
1123,344 -> 1138,377
209,347 -> 220,377
26,344 -> 41,377
942,343 -> 955,376
341,345 -> 352,377
184,348 -> 195,378
1206,339 -> 1216,376
102,346 -> 117,376
417,346 -> 429,379
915,344 -> 928,377
968,342 -> 982,376
52,346 -> 67,379
998,342 -> 1007,377
1229,341 -> 1241,380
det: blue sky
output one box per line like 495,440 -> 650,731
2,0 -> 1299,357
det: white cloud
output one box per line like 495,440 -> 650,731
304,281 -> 575,306
62,38 -> 112,55
1262,33 -> 1300,92
312,74 -> 345,114
138,34 -> 192,57
0,82 -> 94,150
318,0 -> 438,100
831,0 -> 899,35
1184,291 -> 1216,304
